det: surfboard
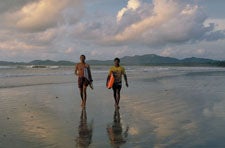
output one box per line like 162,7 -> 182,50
84,67 -> 90,81
107,73 -> 114,89
84,67 -> 93,89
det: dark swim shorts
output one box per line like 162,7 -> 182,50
112,82 -> 122,90
78,77 -> 89,88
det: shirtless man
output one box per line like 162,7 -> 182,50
75,55 -> 93,107
107,58 -> 128,109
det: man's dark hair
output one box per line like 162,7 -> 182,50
80,55 -> 86,59
114,57 -> 120,63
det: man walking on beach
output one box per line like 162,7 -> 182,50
107,58 -> 128,109
75,55 -> 93,107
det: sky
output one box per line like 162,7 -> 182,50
0,0 -> 225,62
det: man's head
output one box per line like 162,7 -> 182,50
80,55 -> 86,63
114,57 -> 120,66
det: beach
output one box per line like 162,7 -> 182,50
1,66 -> 225,148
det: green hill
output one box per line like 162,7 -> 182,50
87,54 -> 221,66
0,54 -> 224,67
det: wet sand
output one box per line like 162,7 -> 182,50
0,81 -> 119,148
1,67 -> 225,147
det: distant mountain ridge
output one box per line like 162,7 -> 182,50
120,54 -> 180,65
87,54 -> 224,66
0,54 -> 225,67
0,60 -> 75,66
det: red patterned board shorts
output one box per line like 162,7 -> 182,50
78,77 -> 89,88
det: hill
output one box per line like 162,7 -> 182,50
120,54 -> 179,65
0,60 -> 75,66
0,54 -> 224,67
87,54 -> 222,66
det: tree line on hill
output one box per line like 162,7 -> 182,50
0,54 -> 225,67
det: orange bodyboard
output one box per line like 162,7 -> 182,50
107,74 -> 114,89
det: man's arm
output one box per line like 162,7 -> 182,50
122,67 -> 128,87
124,74 -> 128,87
75,64 -> 78,76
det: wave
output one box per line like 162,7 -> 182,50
0,72 -> 73,78
24,65 -> 60,69
0,81 -> 74,89
0,66 -> 17,69
0,65 -> 62,69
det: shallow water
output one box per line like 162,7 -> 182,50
0,66 -> 225,147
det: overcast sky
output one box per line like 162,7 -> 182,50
0,0 -> 225,62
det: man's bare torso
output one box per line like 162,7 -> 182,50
75,63 -> 89,77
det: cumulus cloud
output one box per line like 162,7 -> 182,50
0,0 -> 32,13
4,0 -> 83,32
62,0 -> 225,59
0,40 -> 38,51
113,0 -> 181,42
0,0 -> 225,61
205,19 -> 225,30
117,0 -> 141,23
65,47 -> 74,54
104,0 -> 225,47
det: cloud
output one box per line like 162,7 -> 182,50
103,0 -> 225,47
65,47 -> 74,54
0,27 -> 61,61
206,19 -> 225,30
113,0 -> 182,42
63,0 -> 225,60
0,40 -> 38,51
158,38 -> 225,60
0,0 -> 32,13
0,38 -> 47,61
117,0 -> 141,23
4,0 -> 83,32
0,0 -> 225,62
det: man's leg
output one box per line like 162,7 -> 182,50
116,87 -> 121,106
79,87 -> 85,106
113,87 -> 117,106
78,77 -> 84,106
83,85 -> 87,106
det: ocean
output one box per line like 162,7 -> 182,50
0,65 -> 225,147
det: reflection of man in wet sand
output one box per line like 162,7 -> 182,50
76,108 -> 93,148
107,109 -> 129,148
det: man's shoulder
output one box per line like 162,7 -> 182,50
76,63 -> 89,67
110,66 -> 125,71
119,66 -> 125,70
110,66 -> 116,70
76,63 -> 81,67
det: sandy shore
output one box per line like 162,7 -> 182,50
0,81 -> 122,148
1,67 -> 225,147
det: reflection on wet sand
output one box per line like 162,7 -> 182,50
76,108 -> 93,148
107,109 -> 129,148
